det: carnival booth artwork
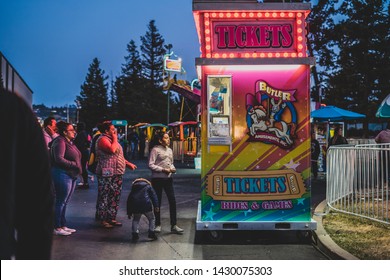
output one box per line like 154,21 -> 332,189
193,0 -> 317,240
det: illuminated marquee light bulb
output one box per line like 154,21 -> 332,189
297,28 -> 303,34
257,12 -> 262,17
205,37 -> 211,42
297,13 -> 302,17
297,19 -> 302,24
265,12 -> 270,17
205,20 -> 210,26
291,53 -> 297,57
280,12 -> 285,17
227,13 -> 232,18
249,12 -> 254,17
205,28 -> 210,34
275,53 -> 281,57
241,12 -> 246,17
260,53 -> 265,58
245,53 -> 250,58
211,13 -> 217,18
252,53 -> 258,58
206,45 -> 211,50
234,12 -> 239,18
272,13 -> 277,18
283,52 -> 289,58
206,53 -> 211,58
219,13 -> 224,18
205,13 -> 209,18
288,12 -> 294,17
267,53 -> 273,58
298,53 -> 303,57
229,53 -> 235,58
222,53 -> 227,58
298,36 -> 303,42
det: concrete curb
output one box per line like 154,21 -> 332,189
313,200 -> 359,260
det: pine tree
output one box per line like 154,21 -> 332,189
76,57 -> 109,131
140,20 -> 176,124
140,20 -> 166,87
122,40 -> 143,81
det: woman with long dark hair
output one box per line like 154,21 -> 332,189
51,121 -> 81,236
148,131 -> 183,234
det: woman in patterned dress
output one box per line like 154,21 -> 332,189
95,121 -> 137,228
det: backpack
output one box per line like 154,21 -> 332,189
87,134 -> 100,174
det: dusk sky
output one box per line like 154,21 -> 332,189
0,0 -> 200,106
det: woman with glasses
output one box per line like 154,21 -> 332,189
50,121 -> 82,236
95,121 -> 137,228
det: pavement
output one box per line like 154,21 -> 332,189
50,159 -> 356,260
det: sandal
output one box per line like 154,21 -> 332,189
101,221 -> 114,228
110,220 -> 122,226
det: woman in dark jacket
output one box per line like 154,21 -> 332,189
51,121 -> 82,236
127,178 -> 159,242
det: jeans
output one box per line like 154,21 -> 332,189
130,142 -> 138,159
132,211 -> 155,233
51,167 -> 77,228
152,178 -> 177,226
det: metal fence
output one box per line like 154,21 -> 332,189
326,143 -> 390,224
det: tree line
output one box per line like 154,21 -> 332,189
75,20 -> 196,131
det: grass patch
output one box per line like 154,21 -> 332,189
323,211 -> 390,260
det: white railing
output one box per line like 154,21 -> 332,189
326,143 -> 390,224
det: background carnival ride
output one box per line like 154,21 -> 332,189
193,0 -> 317,241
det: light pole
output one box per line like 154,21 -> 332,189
75,100 -> 81,124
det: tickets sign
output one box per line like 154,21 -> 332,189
206,170 -> 305,201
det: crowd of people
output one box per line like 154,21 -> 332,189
1,86 -> 185,259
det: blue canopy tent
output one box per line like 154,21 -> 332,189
311,106 -> 366,148
376,94 -> 390,118
311,106 -> 366,121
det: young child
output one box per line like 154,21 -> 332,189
127,178 -> 159,242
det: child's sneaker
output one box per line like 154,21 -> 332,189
154,225 -> 161,233
131,232 -> 139,242
148,231 -> 158,241
171,225 -> 184,234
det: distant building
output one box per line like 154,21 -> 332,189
0,51 -> 33,106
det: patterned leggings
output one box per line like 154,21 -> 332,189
96,175 -> 123,221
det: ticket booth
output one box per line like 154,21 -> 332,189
193,0 -> 316,239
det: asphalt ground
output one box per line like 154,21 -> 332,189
51,159 -> 329,260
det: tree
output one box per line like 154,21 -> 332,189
306,0 -> 338,102
140,20 -> 166,87
324,0 -> 390,134
139,20 -> 179,124
76,58 -> 109,131
114,40 -> 146,123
